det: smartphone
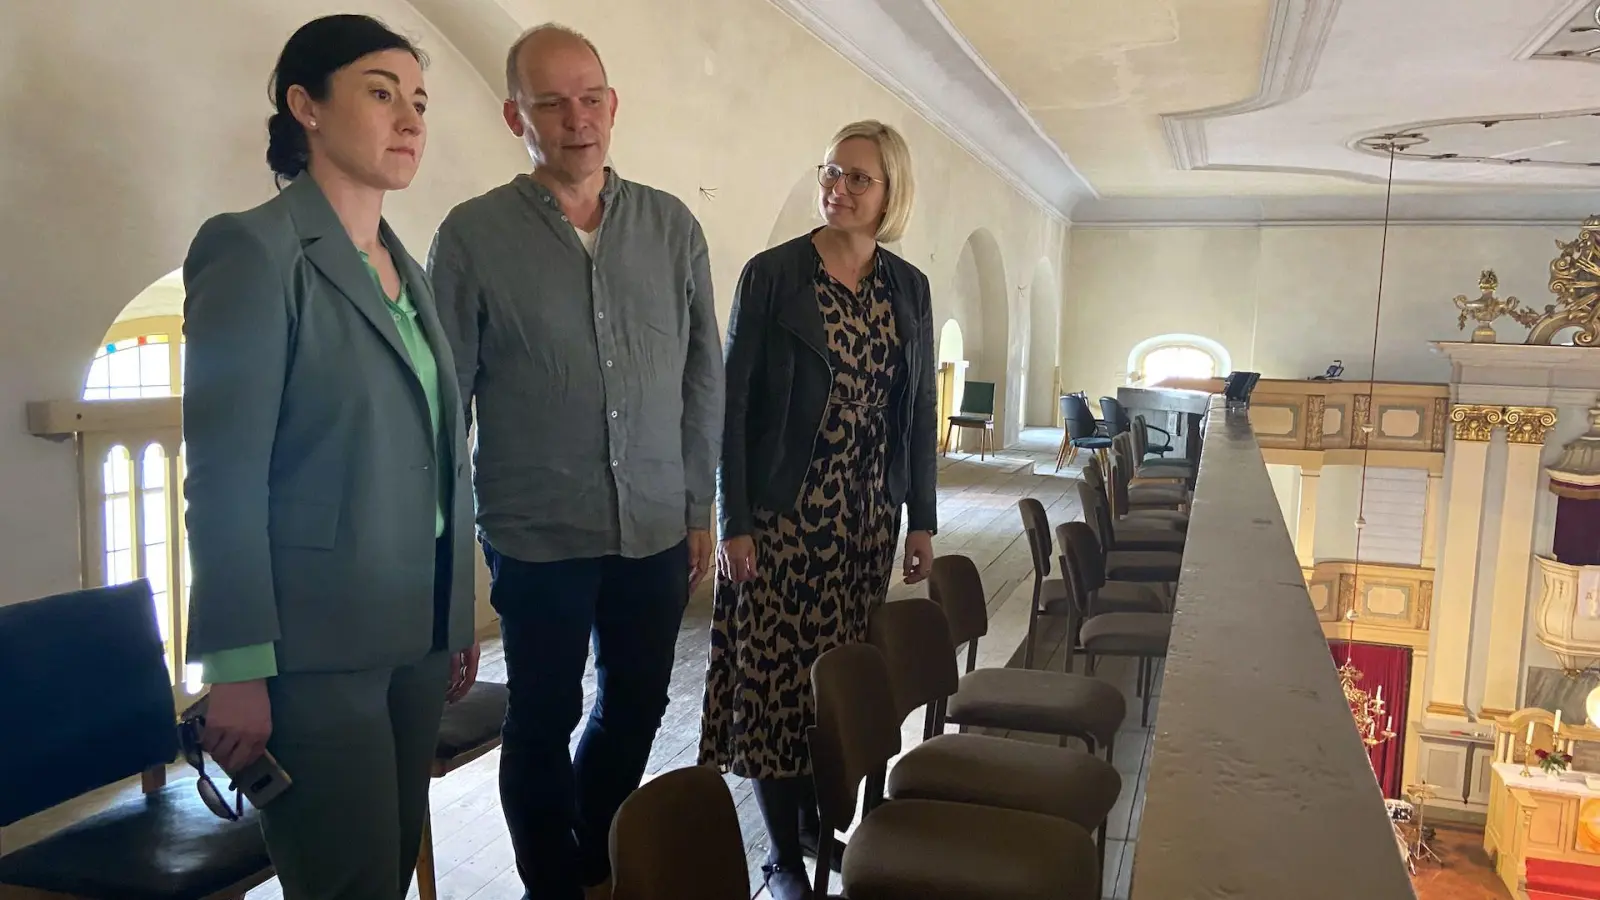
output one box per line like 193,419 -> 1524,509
228,750 -> 294,809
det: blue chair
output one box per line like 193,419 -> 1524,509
1101,396 -> 1174,458
944,380 -> 997,459
0,581 -> 272,900
1056,394 -> 1112,473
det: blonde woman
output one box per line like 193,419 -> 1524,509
699,120 -> 937,899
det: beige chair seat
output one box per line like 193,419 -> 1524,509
1039,576 -> 1072,614
1097,581 -> 1168,613
1128,485 -> 1187,509
843,799 -> 1100,900
887,734 -> 1121,832
1105,549 -> 1183,582
1109,526 -> 1185,553
1080,613 -> 1172,655
1121,509 -> 1188,530
945,668 -> 1126,748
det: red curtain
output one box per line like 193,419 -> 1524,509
1328,640 -> 1411,798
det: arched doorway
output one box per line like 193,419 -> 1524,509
1025,259 -> 1060,427
953,229 -> 1009,449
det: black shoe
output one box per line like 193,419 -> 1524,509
797,830 -> 845,873
762,863 -> 814,900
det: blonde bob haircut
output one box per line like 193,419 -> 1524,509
826,120 -> 915,244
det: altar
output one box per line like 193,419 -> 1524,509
1486,761 -> 1600,897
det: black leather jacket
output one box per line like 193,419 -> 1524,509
717,230 -> 938,539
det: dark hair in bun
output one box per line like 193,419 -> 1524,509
266,14 -> 424,185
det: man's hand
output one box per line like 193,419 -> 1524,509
718,535 -> 757,583
903,530 -> 935,584
688,528 -> 713,592
201,679 -> 273,774
447,642 -> 480,703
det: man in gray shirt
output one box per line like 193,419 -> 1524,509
427,24 -> 723,900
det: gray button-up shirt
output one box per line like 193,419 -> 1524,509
428,171 -> 724,563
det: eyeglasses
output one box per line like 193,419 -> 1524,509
178,704 -> 245,821
817,164 -> 886,196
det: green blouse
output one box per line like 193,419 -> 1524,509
200,248 -> 446,684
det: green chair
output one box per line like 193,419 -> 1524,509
944,380 -> 997,459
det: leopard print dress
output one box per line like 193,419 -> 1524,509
698,254 -> 903,780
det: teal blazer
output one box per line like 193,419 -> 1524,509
181,176 -> 476,674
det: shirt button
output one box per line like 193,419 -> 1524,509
610,410 -> 619,419
606,360 -> 614,368
561,215 -> 569,222
597,311 -> 605,319
611,459 -> 619,467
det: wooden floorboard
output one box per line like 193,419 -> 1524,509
6,430 -> 1154,900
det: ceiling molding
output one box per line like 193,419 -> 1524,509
764,0 -> 1096,220
1073,190 -> 1600,228
1522,0 -> 1600,61
1351,109 -> 1600,171
1161,0 -> 1343,172
1515,0 -> 1592,59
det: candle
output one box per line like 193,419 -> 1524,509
1386,716 -> 1393,733
1529,722 -> 1536,745
1556,710 -> 1563,734
1376,685 -> 1383,704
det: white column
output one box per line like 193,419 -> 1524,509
1480,407 -> 1557,718
1296,466 -> 1321,568
1427,405 -> 1499,721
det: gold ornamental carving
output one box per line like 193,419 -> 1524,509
1305,395 -> 1326,450
1417,580 -> 1433,629
1451,404 -> 1504,442
1453,270 -> 1540,342
1352,394 -> 1372,448
1429,397 -> 1448,451
1528,216 -> 1600,346
1504,406 -> 1558,445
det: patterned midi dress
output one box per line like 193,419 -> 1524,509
699,253 -> 904,780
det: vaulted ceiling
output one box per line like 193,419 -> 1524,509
770,0 -> 1600,223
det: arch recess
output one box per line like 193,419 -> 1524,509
1126,333 -> 1233,386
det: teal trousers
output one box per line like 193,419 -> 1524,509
260,652 -> 449,900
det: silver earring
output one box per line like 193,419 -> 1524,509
309,120 -> 317,128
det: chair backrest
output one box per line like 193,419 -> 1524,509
1100,396 -> 1131,435
960,380 -> 996,417
809,643 -> 901,833
610,765 -> 749,900
1016,497 -> 1053,577
1052,523 -> 1095,619
0,580 -> 178,826
927,554 -> 991,647
868,598 -> 961,719
1062,393 -> 1099,441
1057,520 -> 1109,594
1082,456 -> 1114,508
1106,444 -> 1133,515
1075,481 -> 1117,549
1131,415 -> 1151,458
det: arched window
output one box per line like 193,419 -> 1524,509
79,312 -> 196,693
83,316 -> 184,400
1127,334 -> 1231,387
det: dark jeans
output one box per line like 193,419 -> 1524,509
483,539 -> 689,900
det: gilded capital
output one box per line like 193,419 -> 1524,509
1504,406 -> 1558,445
1450,404 -> 1504,442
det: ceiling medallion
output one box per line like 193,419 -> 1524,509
1351,113 -> 1600,171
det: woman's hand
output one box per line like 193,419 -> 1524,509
201,679 -> 273,774
718,536 -> 757,583
447,642 -> 480,703
903,530 -> 934,584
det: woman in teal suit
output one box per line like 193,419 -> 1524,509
181,15 -> 479,900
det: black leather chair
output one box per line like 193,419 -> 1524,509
0,581 -> 272,900
1056,393 -> 1112,473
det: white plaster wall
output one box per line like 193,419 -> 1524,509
1063,224 -> 1575,400
0,0 -> 1064,605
